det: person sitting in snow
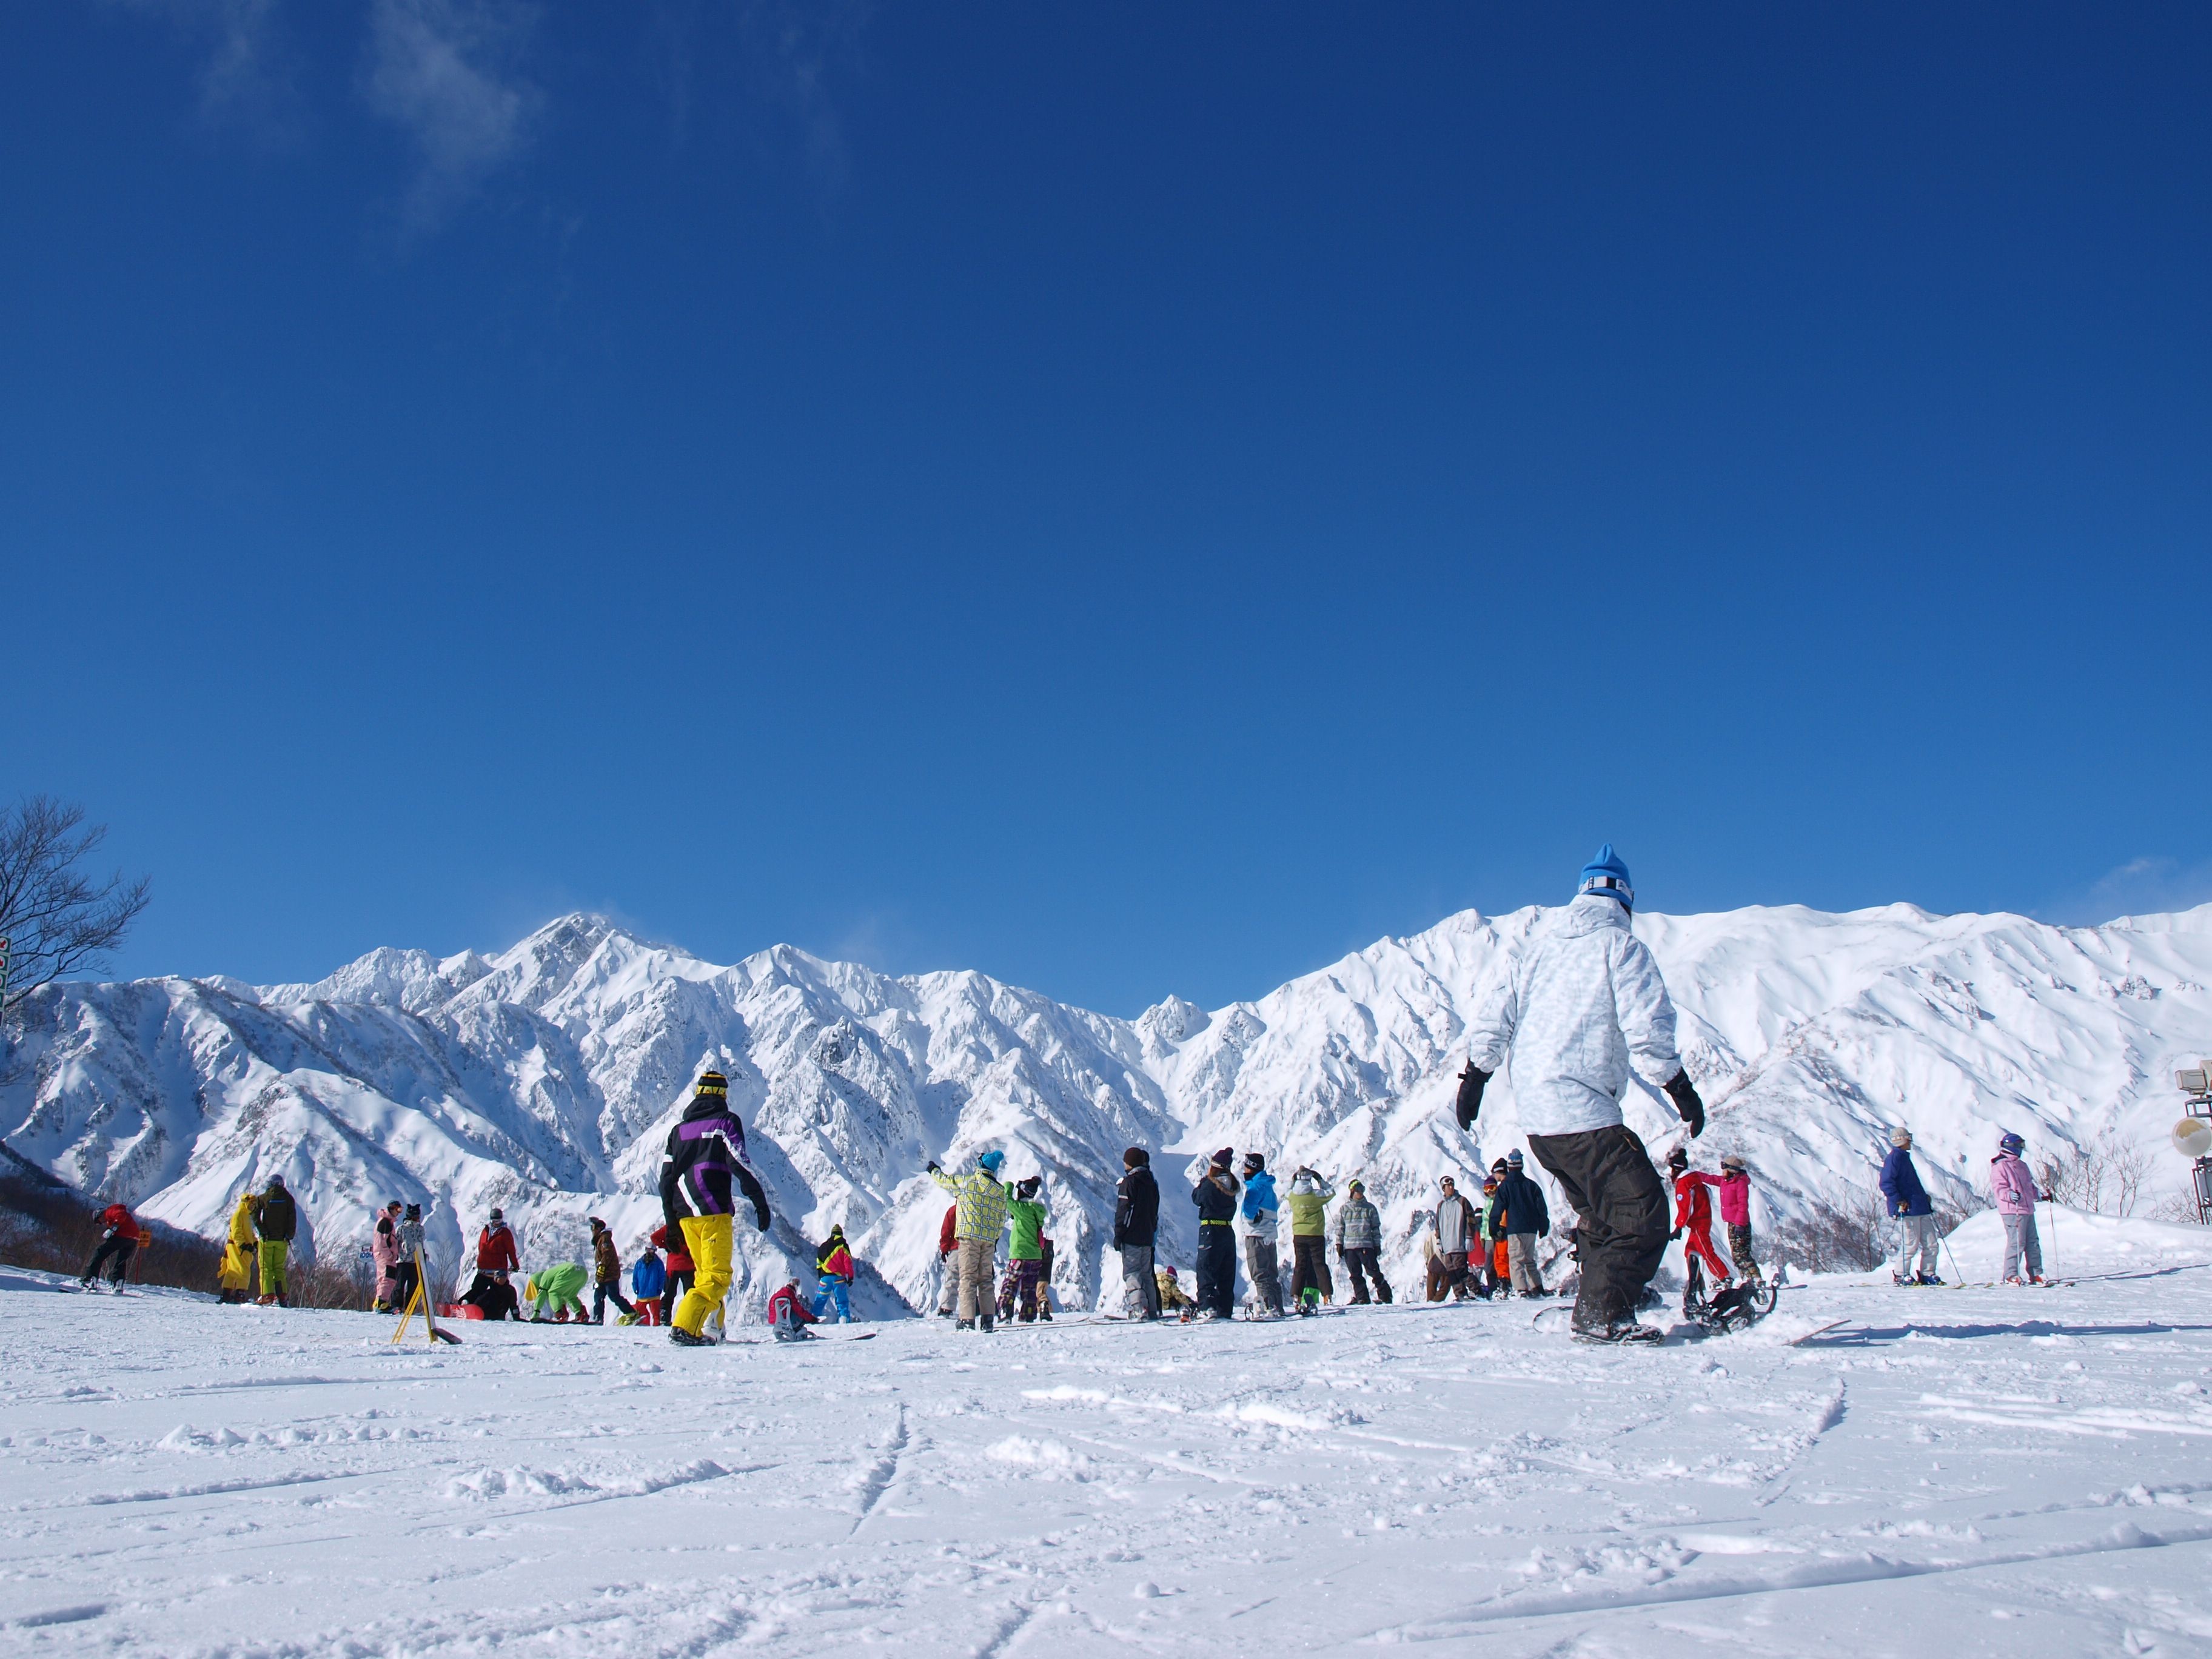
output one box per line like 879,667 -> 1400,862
813,1225 -> 857,1323
767,1281 -> 820,1341
1155,1263 -> 1196,1316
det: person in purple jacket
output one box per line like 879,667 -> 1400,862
1989,1131 -> 2047,1284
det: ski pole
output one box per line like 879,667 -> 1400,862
1940,1227 -> 1968,1288
2043,1197 -> 2056,1281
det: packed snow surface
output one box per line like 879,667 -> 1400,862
7,902 -> 2212,1315
7,1230 -> 2212,1656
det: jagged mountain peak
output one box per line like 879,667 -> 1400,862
7,899 -> 2212,1321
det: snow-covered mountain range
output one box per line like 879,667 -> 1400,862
4,902 -> 2208,1316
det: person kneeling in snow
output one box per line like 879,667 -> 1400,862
525,1262 -> 589,1322
1456,845 -> 1704,1344
768,1281 -> 820,1341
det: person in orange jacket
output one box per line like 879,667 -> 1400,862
81,1202 -> 142,1290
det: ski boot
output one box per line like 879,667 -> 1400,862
667,1327 -> 710,1347
1572,1320 -> 1664,1345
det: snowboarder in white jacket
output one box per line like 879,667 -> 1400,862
1458,845 -> 1705,1343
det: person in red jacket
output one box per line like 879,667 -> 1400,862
934,1202 -> 959,1317
1667,1147 -> 1732,1294
652,1223 -> 694,1327
460,1207 -> 525,1321
766,1281 -> 820,1341
80,1203 -> 142,1290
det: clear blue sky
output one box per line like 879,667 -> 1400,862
5,3 -> 2208,1015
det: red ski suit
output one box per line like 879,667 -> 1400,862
1672,1173 -> 1732,1284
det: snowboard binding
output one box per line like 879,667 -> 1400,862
1683,1257 -> 1779,1333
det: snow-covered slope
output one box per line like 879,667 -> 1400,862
4,902 -> 2208,1313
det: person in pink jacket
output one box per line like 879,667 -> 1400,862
1989,1131 -> 2046,1284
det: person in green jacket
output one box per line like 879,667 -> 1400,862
929,1149 -> 1010,1331
1284,1168 -> 1335,1314
997,1176 -> 1050,1324
525,1261 -> 590,1322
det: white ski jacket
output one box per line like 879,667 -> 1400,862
1464,894 -> 1684,1138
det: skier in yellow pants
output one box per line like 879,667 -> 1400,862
657,1070 -> 771,1346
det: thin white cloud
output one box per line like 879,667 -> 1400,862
112,0 -> 293,130
2042,855 -> 2212,927
738,0 -> 867,194
361,0 -> 542,233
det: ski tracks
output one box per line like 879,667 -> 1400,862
845,1404 -> 911,1536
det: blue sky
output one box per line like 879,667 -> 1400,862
4,2 -> 2208,1015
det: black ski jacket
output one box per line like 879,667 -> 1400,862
1493,1171 -> 1550,1238
1113,1165 -> 1159,1248
255,1187 -> 297,1242
1192,1168 -> 1239,1226
660,1096 -> 771,1228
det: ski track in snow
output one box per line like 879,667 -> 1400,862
6,1266 -> 2212,1655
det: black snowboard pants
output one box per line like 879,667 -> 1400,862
1527,1124 -> 1669,1331
1340,1246 -> 1391,1302
1290,1236 -> 1329,1305
83,1235 -> 135,1285
1196,1224 -> 1236,1316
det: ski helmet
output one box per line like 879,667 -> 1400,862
1998,1131 -> 2025,1156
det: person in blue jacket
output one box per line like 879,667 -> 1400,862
1239,1153 -> 1284,1316
626,1245 -> 667,1324
1880,1127 -> 1942,1285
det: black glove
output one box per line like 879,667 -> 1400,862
1455,1065 -> 1490,1130
1671,1227 -> 1683,1241
1664,1070 -> 1705,1138
753,1201 -> 772,1231
926,1161 -> 940,1175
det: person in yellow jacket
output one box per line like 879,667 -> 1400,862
928,1149 -> 1008,1330
220,1191 -> 258,1304
1284,1168 -> 1336,1313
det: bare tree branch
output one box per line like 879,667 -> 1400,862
0,796 -> 152,1015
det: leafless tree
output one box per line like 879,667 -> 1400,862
0,796 -> 151,1016
2036,1133 -> 2155,1218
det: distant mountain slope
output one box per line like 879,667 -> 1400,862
3,902 -> 2206,1315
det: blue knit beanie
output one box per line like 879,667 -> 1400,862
977,1150 -> 1005,1173
1578,843 -> 1634,908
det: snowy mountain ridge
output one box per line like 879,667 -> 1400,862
4,900 -> 2209,1316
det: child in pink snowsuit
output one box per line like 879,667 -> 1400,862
1989,1132 -> 2044,1284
